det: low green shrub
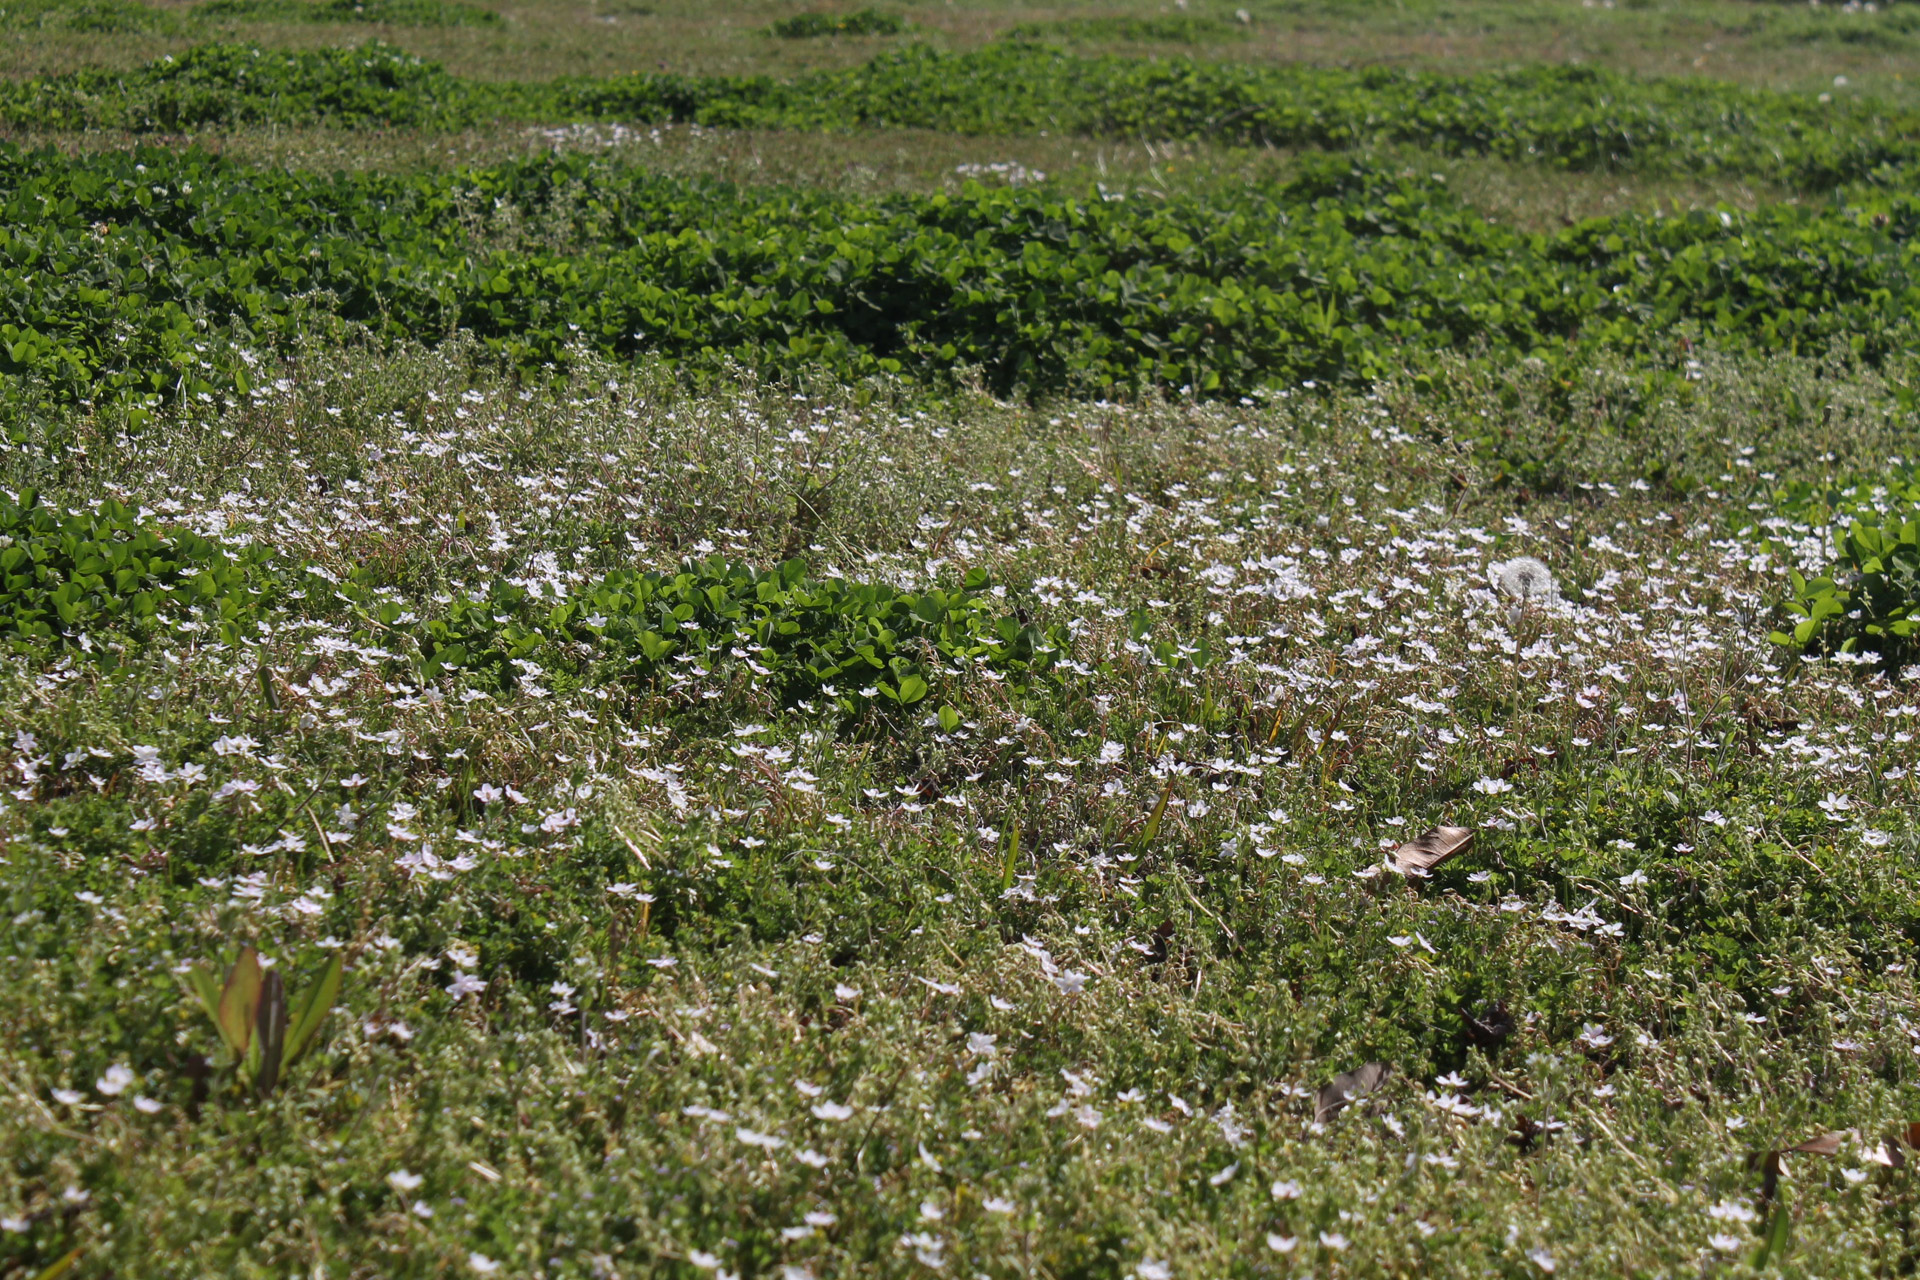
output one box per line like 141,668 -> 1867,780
3,41 -> 1912,189
1003,14 -> 1246,43
2,146 -> 1917,412
398,558 -> 1068,715
0,0 -> 179,32
0,489 -> 1065,715
0,492 -> 283,663
768,8 -> 904,38
1763,474 -> 1920,661
194,0 -> 501,25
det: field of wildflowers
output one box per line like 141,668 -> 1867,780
5,2 -> 1920,1277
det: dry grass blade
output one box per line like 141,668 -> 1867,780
1391,826 -> 1473,876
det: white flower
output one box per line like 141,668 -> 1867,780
95,1064 -> 135,1096
1136,1262 -> 1171,1280
811,1101 -> 854,1121
1708,1234 -> 1744,1251
1527,1246 -> 1557,1272
469,1253 -> 501,1274
447,971 -> 487,1002
388,1170 -> 424,1193
1319,1232 -> 1349,1250
1266,1234 -> 1297,1253
133,1096 -> 163,1114
51,1088 -> 83,1106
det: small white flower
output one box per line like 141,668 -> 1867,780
95,1064 -> 135,1096
1266,1234 -> 1297,1253
469,1253 -> 502,1274
387,1170 -> 424,1193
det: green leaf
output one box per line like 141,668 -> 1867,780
1752,1196 -> 1791,1268
253,968 -> 288,1095
284,952 -> 344,1067
217,945 -> 263,1064
1140,774 -> 1174,849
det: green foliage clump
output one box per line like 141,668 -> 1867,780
2,146 -> 1918,413
0,492 -> 282,663
195,0 -> 501,25
403,558 -> 1067,714
0,0 -> 179,32
1004,14 -> 1247,43
0,43 -> 475,132
768,8 -> 904,38
1763,474 -> 1920,661
2,41 -> 1912,189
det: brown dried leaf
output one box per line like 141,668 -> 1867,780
1315,1062 -> 1388,1124
1865,1139 -> 1905,1168
1391,826 -> 1474,876
1788,1131 -> 1849,1156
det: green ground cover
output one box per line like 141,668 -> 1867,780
3,40 -> 1912,190
6,2 -> 1920,1277
5,144 -> 1920,416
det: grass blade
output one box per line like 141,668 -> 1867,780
1139,775 -> 1174,850
31,1246 -> 83,1280
1752,1196 -> 1791,1268
182,964 -> 227,1045
284,952 -> 344,1067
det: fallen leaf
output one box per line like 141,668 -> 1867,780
1391,826 -> 1473,876
1863,1138 -> 1904,1168
1788,1131 -> 1848,1156
1315,1062 -> 1388,1124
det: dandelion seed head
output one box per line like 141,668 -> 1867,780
1493,556 -> 1557,602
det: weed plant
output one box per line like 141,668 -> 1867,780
2,341 -> 1919,1275
5,146 -> 1920,417
4,40 -> 1912,190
